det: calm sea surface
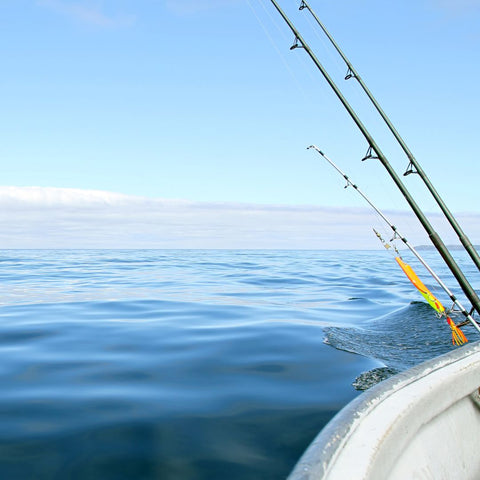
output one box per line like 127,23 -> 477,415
0,249 -> 478,479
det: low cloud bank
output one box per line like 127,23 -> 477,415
0,186 -> 478,250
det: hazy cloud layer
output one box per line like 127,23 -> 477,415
37,0 -> 135,27
1,186 -> 478,250
164,0 -> 241,15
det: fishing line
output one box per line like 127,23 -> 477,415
295,0 -> 387,122
245,0 -> 314,102
270,1 -> 338,93
297,3 -> 346,79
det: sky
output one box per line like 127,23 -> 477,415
1,0 -> 479,249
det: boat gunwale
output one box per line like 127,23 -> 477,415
288,340 -> 480,479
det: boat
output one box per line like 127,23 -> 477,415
287,340 -> 480,479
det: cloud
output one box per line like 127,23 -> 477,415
37,0 -> 135,27
430,0 -> 480,13
164,0 -> 242,15
1,186 -> 478,250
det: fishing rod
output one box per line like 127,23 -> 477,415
298,0 -> 480,272
268,0 -> 480,316
308,144 -> 480,340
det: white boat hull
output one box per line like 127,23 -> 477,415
288,341 -> 480,480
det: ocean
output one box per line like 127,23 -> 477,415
0,249 -> 477,479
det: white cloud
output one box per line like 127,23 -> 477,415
37,0 -> 135,27
0,186 -> 133,207
164,0 -> 242,15
430,0 -> 480,12
0,186 -> 478,250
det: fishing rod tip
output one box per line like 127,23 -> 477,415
307,145 -> 324,155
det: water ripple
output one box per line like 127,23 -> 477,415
0,249 -> 474,479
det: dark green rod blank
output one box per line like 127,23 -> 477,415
268,0 -> 480,315
299,0 -> 480,272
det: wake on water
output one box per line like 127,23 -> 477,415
324,301 -> 471,390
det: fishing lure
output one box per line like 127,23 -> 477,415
375,230 -> 467,346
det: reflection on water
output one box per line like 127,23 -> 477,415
0,249 -> 473,479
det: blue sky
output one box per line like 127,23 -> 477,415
1,0 -> 479,248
